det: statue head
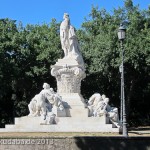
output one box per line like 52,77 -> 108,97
63,13 -> 69,19
102,94 -> 106,100
104,98 -> 109,103
50,88 -> 55,94
63,13 -> 70,25
43,83 -> 50,89
113,108 -> 118,113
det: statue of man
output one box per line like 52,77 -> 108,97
60,13 -> 84,66
60,13 -> 70,57
40,83 -> 54,100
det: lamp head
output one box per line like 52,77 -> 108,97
118,24 -> 126,40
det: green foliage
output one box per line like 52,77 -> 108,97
78,0 -> 150,126
0,18 -> 61,127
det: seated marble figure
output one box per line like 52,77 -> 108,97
28,83 -> 66,124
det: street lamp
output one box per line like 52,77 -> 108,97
118,24 -> 128,137
118,24 -> 126,125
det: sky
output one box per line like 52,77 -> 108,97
0,0 -> 150,28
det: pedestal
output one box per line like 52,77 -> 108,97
51,58 -> 87,117
51,58 -> 85,94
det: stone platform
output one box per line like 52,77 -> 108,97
0,92 -> 120,133
0,115 -> 119,132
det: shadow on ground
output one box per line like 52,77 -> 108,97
74,136 -> 150,150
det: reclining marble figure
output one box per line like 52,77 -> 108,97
88,93 -> 120,127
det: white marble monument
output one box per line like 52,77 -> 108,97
0,13 -> 120,132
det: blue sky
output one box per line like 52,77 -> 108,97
0,0 -> 149,28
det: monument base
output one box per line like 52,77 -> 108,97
0,115 -> 119,132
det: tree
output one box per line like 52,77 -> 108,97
0,18 -> 18,126
0,19 -> 61,127
78,0 -> 150,126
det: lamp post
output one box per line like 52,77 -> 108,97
118,24 -> 128,137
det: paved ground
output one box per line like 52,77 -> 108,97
128,126 -> 150,136
0,131 -> 149,138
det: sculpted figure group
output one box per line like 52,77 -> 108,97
28,83 -> 119,126
88,93 -> 120,126
28,83 -> 66,124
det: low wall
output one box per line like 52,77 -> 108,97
0,136 -> 150,150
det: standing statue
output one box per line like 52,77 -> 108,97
60,13 -> 70,57
60,13 -> 84,66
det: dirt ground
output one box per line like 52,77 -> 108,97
0,127 -> 149,138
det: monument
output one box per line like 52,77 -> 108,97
0,13 -> 120,132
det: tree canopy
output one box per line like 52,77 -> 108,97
0,0 -> 149,127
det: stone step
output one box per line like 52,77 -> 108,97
2,124 -> 119,132
15,116 -> 41,125
65,108 -> 88,117
14,116 -> 109,125
56,116 -> 109,125
0,116 -> 120,133
5,125 -> 16,129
